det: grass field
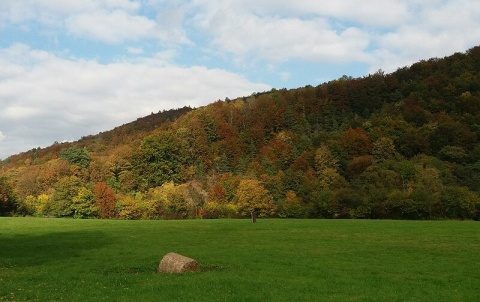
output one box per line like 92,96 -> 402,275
0,218 -> 479,301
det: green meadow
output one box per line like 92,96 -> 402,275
1,218 -> 479,301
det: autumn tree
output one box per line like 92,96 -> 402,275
347,155 -> 374,178
94,182 -> 116,219
203,174 -> 240,218
0,177 -> 17,216
315,144 -> 339,172
35,193 -> 52,217
117,194 -> 143,220
163,183 -> 190,219
18,195 -> 37,216
315,144 -> 344,188
15,166 -> 41,202
144,182 -> 191,219
372,136 -> 397,162
233,179 -> 276,217
340,128 -> 373,157
279,190 -> 304,218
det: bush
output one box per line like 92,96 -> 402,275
201,202 -> 238,219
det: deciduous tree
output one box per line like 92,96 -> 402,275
60,146 -> 91,168
131,131 -> 186,189
94,182 -> 116,219
0,177 -> 17,216
233,179 -> 276,217
72,187 -> 97,218
340,128 -> 372,157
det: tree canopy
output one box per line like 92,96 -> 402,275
1,47 -> 480,220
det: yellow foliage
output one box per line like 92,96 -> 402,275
315,144 -> 339,172
145,181 -> 193,219
234,179 -> 276,217
24,195 -> 37,215
117,195 -> 143,220
35,193 -> 51,216
318,167 -> 344,189
202,201 -> 238,218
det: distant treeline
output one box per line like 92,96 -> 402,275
1,46 -> 480,220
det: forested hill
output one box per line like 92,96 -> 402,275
1,46 -> 480,220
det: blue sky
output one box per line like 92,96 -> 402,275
1,0 -> 480,159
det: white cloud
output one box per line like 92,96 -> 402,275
4,0 -> 478,69
0,0 -> 188,45
4,0 -> 140,18
189,0 -> 480,73
242,0 -> 410,27
193,4 -> 371,64
126,47 -> 144,54
0,1 -> 34,26
0,44 -> 269,158
0,131 -> 5,141
369,0 -> 480,72
66,10 -> 157,43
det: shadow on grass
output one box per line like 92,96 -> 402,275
201,264 -> 229,272
0,230 -> 111,268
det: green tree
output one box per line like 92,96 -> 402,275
315,144 -> 344,189
131,131 -> 186,189
49,176 -> 82,217
280,190 -> 304,218
60,147 -> 91,168
437,145 -> 468,163
410,166 -> 444,219
372,136 -> 397,162
71,187 -> 97,218
438,186 -> 480,219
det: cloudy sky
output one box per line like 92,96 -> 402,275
1,0 -> 479,159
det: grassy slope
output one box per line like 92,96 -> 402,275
1,218 -> 479,301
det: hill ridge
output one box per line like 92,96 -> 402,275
1,46 -> 479,220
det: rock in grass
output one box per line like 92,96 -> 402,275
158,252 -> 200,273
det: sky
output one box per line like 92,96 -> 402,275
1,0 -> 480,160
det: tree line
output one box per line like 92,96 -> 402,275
1,46 -> 480,220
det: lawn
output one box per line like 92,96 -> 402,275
0,218 -> 479,301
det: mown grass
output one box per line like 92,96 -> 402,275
1,218 -> 479,301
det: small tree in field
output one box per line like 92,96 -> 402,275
94,182 -> 116,219
233,179 -> 276,217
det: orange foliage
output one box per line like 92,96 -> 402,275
341,128 -> 373,157
94,182 -> 116,219
347,155 -> 374,177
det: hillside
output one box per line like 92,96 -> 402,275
1,46 -> 480,219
